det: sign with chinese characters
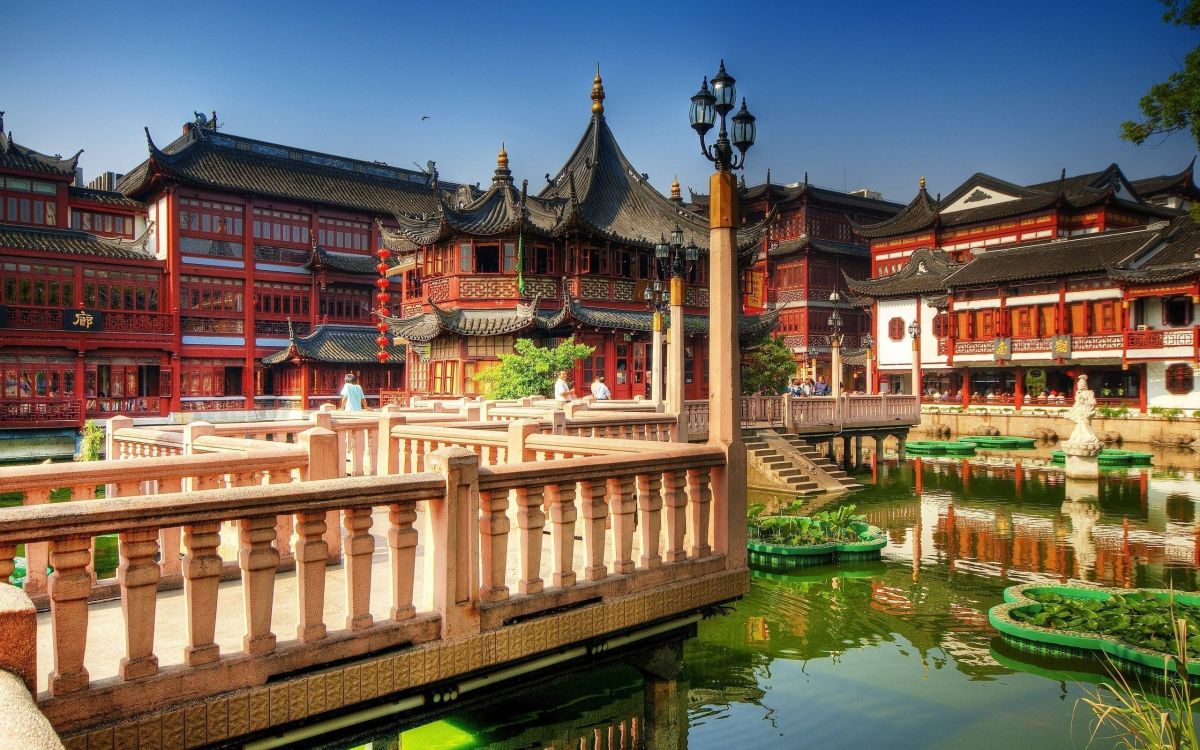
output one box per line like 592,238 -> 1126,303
64,308 -> 104,332
744,270 -> 767,313
1050,334 -> 1072,359
992,337 -> 1011,361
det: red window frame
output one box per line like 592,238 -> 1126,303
71,209 -> 134,238
2,177 -> 57,228
82,268 -> 159,311
179,275 -> 244,315
253,208 -> 310,246
1166,363 -> 1194,395
318,216 -> 369,253
319,285 -> 372,322
179,197 -> 244,239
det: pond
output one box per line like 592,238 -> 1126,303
328,446 -> 1200,749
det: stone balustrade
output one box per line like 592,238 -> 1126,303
685,395 -> 922,437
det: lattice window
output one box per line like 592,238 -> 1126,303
71,210 -> 134,238
318,216 -> 369,253
2,262 -> 75,307
180,275 -> 244,314
1166,363 -> 1194,395
179,197 -> 243,239
888,317 -> 904,341
932,312 -> 950,338
253,207 -> 310,246
2,177 -> 57,227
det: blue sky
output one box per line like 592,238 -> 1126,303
5,0 -> 1198,205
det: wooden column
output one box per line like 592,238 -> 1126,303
666,277 -> 686,414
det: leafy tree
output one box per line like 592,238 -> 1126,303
1121,1 -> 1200,152
741,336 -> 797,395
75,419 -> 104,462
473,338 -> 595,399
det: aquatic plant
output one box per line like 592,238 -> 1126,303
1013,590 -> 1200,659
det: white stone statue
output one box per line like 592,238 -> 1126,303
1062,373 -> 1103,477
1064,374 -> 1099,445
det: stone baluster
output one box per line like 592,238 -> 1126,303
301,427 -> 342,564
343,507 -> 374,630
661,470 -> 688,563
182,521 -> 222,665
238,517 -> 280,655
377,409 -> 405,476
608,475 -> 636,574
48,537 -> 92,695
426,447 -> 480,641
478,488 -> 510,602
117,528 -> 160,680
515,485 -> 546,595
637,472 -> 663,569
293,511 -> 328,642
364,427 -> 378,475
348,428 -> 364,476
22,488 -> 50,598
686,467 -> 712,558
388,501 -> 418,620
547,482 -> 578,587
0,544 -> 14,584
157,477 -> 184,578
579,479 -> 608,581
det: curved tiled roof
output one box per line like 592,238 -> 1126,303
1131,159 -> 1200,201
845,248 -> 960,299
261,323 -> 404,365
0,132 -> 80,178
852,188 -> 939,239
119,126 -> 447,217
68,186 -> 144,209
942,226 -> 1161,288
307,245 -> 385,275
388,176 -> 565,246
0,222 -> 156,261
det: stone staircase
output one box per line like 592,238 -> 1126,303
743,427 -> 864,496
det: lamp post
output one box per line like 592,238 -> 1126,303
909,319 -> 922,398
828,291 -> 844,401
644,276 -> 669,407
652,225 -> 699,415
862,333 -> 875,395
690,59 -> 756,567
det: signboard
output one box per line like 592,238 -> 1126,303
1050,334 -> 1072,359
992,337 -> 1011,361
744,269 -> 767,313
394,254 -> 418,272
64,308 -> 103,332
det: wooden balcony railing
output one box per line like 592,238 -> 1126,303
1,305 -> 171,334
0,400 -> 80,426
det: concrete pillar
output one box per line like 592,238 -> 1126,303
898,434 -> 908,461
426,446 -> 481,641
842,435 -> 852,471
666,278 -> 686,413
707,170 -> 746,570
651,311 -> 664,407
831,337 -> 842,399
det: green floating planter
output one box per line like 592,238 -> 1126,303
748,522 -> 888,572
989,583 -> 1200,685
1050,449 -> 1154,467
905,441 -> 948,455
956,435 -> 1037,450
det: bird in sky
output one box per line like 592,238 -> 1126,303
420,115 -> 430,121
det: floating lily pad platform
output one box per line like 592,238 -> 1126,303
1049,448 -> 1154,466
906,441 -> 976,456
748,522 -> 888,572
956,435 -> 1037,450
989,583 -> 1200,685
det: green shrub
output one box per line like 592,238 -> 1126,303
1151,406 -> 1186,422
1097,406 -> 1130,420
76,420 -> 104,462
472,338 -> 595,399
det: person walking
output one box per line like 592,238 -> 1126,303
339,373 -> 366,411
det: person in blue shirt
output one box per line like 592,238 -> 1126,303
339,373 -> 366,411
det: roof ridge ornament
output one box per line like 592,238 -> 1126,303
919,175 -> 926,191
493,142 -> 513,186
591,63 -> 605,116
670,175 -> 681,202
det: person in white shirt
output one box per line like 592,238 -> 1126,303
339,373 -> 366,411
590,375 -> 611,400
554,370 -> 576,401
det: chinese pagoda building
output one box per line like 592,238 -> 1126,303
848,162 -> 1200,411
0,116 -> 165,427
379,71 -> 776,399
688,176 -> 902,386
114,113 -> 447,414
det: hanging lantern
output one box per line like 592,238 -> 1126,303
376,321 -> 389,334
377,291 -> 391,304
376,335 -> 390,348
375,277 -> 390,290
376,350 -> 390,363
376,248 -> 390,260
376,262 -> 389,275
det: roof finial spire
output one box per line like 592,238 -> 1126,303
670,175 -> 681,202
919,175 -> 926,190
591,63 -> 605,115
493,142 -> 512,186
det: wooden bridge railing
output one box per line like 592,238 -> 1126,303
686,394 -> 922,438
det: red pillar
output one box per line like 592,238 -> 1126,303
1139,363 -> 1148,414
242,198 -> 256,409
1014,365 -> 1024,410
74,351 -> 86,426
962,368 -> 971,408
300,361 -> 311,409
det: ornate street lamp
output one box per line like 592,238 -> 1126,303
643,277 -> 669,406
828,291 -> 844,400
689,60 -> 756,562
862,332 -> 875,395
690,60 -> 756,173
908,319 -> 922,398
654,225 -> 699,412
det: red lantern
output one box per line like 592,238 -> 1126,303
376,248 -> 390,260
376,306 -> 390,318
375,277 -> 390,290
376,321 -> 389,333
376,262 -> 389,275
376,291 -> 391,304
376,350 -> 390,363
376,335 -> 390,348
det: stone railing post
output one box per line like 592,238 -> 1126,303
782,393 -> 795,433
548,410 -> 566,435
105,415 -> 134,460
460,403 -> 481,421
182,420 -> 216,456
563,400 -> 586,419
427,447 -> 481,640
0,584 -> 36,694
479,400 -> 493,421
309,407 -> 333,431
301,427 -> 342,563
376,410 -> 406,476
507,419 -> 540,463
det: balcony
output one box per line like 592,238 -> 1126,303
1,305 -> 172,335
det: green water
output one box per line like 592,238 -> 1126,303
333,449 -> 1200,749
